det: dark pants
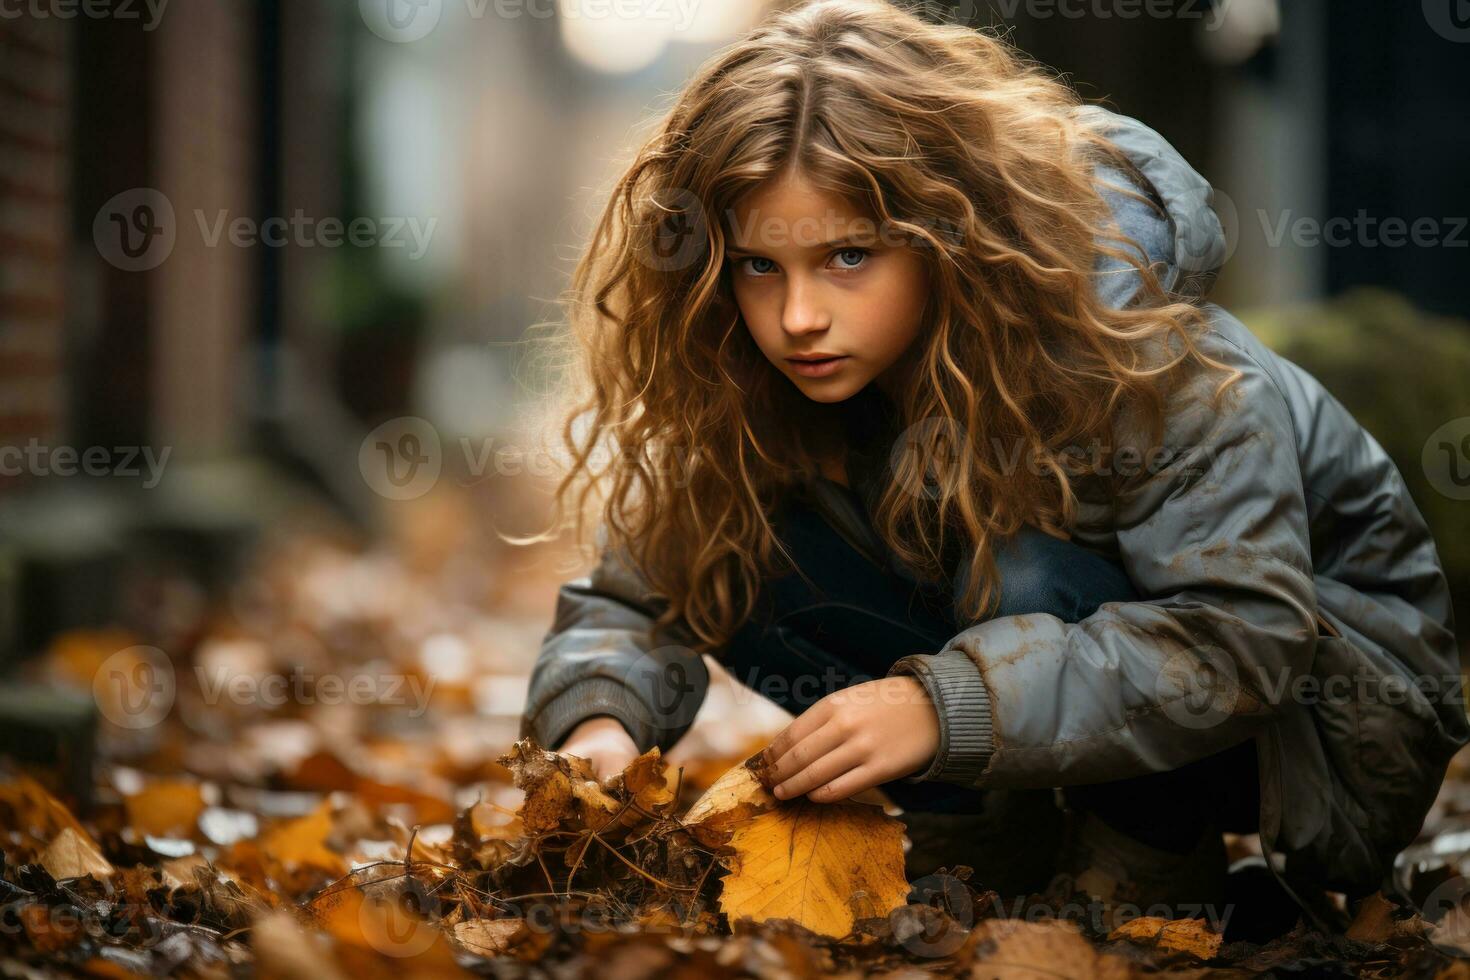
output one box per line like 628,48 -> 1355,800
720,489 -> 1259,855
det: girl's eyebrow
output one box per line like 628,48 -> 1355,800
726,236 -> 874,257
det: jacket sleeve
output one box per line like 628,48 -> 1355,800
887,310 -> 1320,788
519,525 -> 710,755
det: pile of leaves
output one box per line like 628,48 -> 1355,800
7,737 -> 1470,978
4,505 -> 1470,976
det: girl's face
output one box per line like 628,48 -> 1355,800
726,171 -> 929,405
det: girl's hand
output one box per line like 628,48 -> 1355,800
760,676 -> 940,804
558,715 -> 641,782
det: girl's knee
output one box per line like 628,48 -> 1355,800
993,526 -> 1138,621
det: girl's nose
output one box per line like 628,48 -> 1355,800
781,278 -> 831,336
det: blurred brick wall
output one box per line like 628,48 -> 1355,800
151,0 -> 254,458
0,15 -> 69,487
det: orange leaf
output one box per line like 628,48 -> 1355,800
124,780 -> 206,837
718,796 -> 910,940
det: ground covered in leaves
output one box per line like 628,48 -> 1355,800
4,495 -> 1470,977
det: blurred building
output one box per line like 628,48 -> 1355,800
0,0 -> 1466,664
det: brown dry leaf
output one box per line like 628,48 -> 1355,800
285,750 -> 360,793
20,903 -> 82,954
718,797 -> 911,940
1345,891 -> 1398,943
610,747 -> 677,819
287,750 -> 457,825
253,909 -> 351,980
313,883 -> 469,977
498,738 -> 624,835
467,800 -> 522,841
977,918 -> 1135,979
680,758 -> 778,848
0,773 -> 95,841
260,800 -> 348,876
1108,915 -> 1223,960
354,780 -> 458,826
160,854 -> 212,890
40,826 -> 115,880
451,917 -> 552,961
124,780 -> 206,837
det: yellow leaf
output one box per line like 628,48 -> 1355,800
718,798 -> 911,940
124,780 -> 205,837
681,760 -> 777,848
260,801 -> 347,876
1107,914 -> 1223,960
40,827 -> 114,880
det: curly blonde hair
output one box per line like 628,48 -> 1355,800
521,0 -> 1240,656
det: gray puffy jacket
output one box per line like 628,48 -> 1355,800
519,105 -> 1469,898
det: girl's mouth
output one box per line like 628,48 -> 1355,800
787,355 -> 849,378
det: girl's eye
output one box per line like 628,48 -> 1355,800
732,249 -> 869,277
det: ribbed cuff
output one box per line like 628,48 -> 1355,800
521,677 -> 657,754
887,651 -> 995,786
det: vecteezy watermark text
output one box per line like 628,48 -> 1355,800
358,0 -> 702,44
93,188 -> 438,272
194,666 -> 437,719
0,440 -> 170,487
0,0 -> 168,29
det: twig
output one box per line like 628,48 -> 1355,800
586,830 -> 697,891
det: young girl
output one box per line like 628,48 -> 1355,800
518,0 -> 1466,918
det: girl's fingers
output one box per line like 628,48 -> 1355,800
768,720 -> 845,791
773,739 -> 866,801
763,698 -> 834,770
805,763 -> 878,804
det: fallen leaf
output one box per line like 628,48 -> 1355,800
497,738 -> 625,835
0,774 -> 94,841
253,910 -> 351,980
20,904 -> 81,954
979,918 -> 1135,979
718,798 -> 911,940
124,780 -> 206,837
40,827 -> 114,880
680,758 -> 778,848
260,800 -> 348,877
451,917 -> 551,960
609,748 -> 677,819
313,882 -> 468,976
1108,915 -> 1223,960
1345,891 -> 1397,944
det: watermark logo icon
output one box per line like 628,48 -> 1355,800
358,876 -> 444,958
1154,643 -> 1241,730
93,645 -> 175,729
888,416 -> 969,501
1424,0 -> 1470,41
94,188 -> 176,272
1424,417 -> 1470,500
360,0 -> 443,43
1421,874 -> 1470,955
615,646 -> 705,736
637,188 -> 709,273
359,417 -> 442,500
893,871 -> 973,957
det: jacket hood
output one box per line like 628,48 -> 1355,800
1075,104 -> 1230,308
